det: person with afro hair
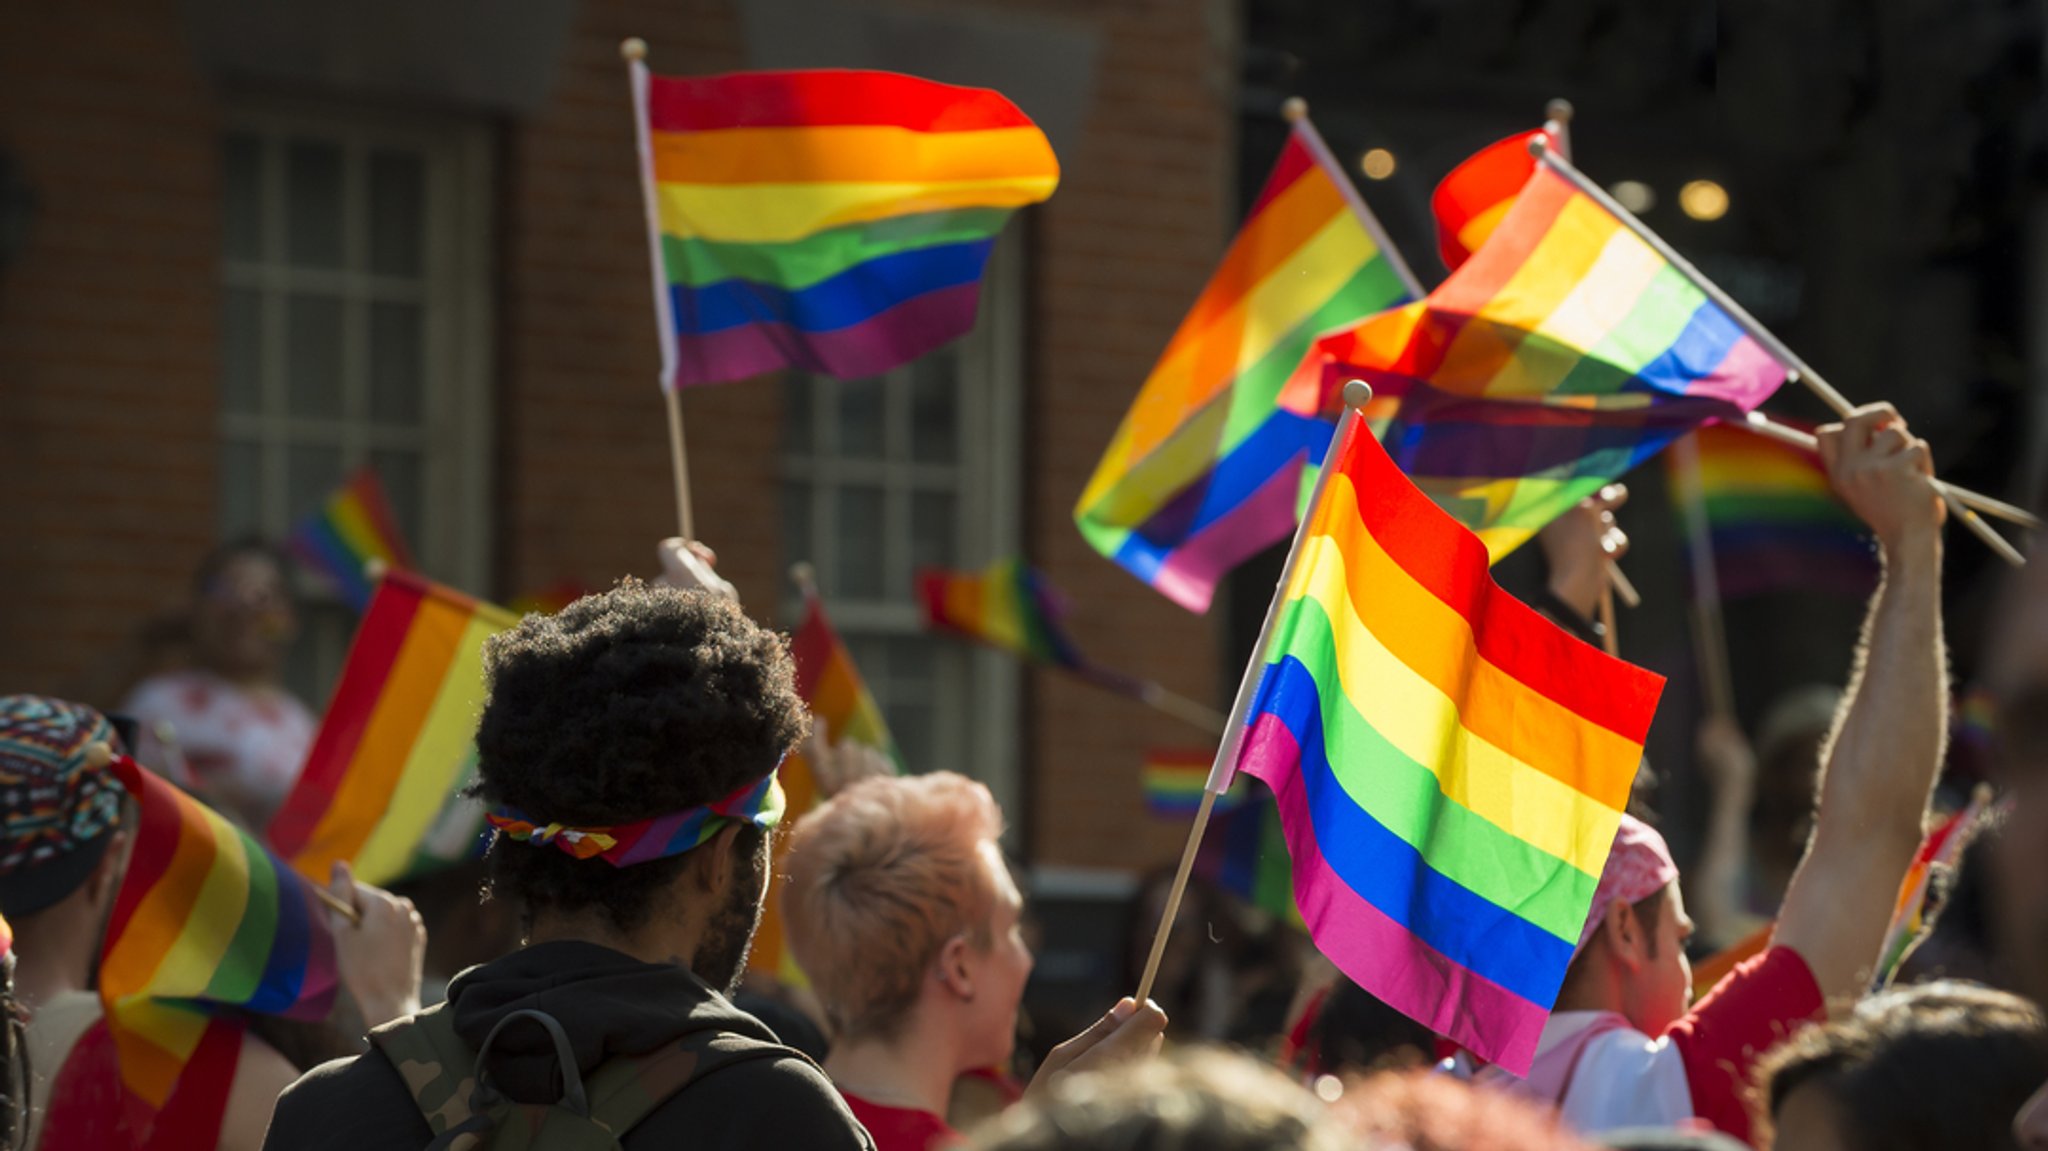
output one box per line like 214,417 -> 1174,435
266,580 -> 875,1150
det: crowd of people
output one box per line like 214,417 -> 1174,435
0,402 -> 2044,1149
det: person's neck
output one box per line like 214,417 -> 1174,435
825,1010 -> 962,1119
1551,962 -> 1628,1020
526,908 -> 705,973
12,904 -> 98,1012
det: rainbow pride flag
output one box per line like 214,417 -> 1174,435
1075,118 -> 1418,613
268,570 -> 517,887
630,65 -> 1057,387
920,559 -> 1086,668
1294,159 -> 1788,560
1143,748 -> 1240,817
1232,415 -> 1664,1073
1432,129 -> 1546,272
288,467 -> 415,611
751,589 -> 902,984
101,756 -> 339,1118
1669,422 -> 1877,600
1874,788 -> 1992,987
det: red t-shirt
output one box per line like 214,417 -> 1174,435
1666,945 -> 1827,1142
842,1092 -> 960,1151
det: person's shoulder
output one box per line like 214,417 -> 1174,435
637,1047 -> 874,1149
262,1047 -> 430,1151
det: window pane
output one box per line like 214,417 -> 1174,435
910,490 -> 955,584
286,294 -> 345,418
223,134 -> 264,262
368,149 -> 425,277
285,444 -> 344,524
285,139 -> 344,268
222,288 -> 263,415
781,479 -> 813,581
219,439 -> 262,537
910,352 -> 959,463
782,375 -> 813,455
834,485 -> 886,598
368,302 -> 423,426
370,450 -> 423,551
887,636 -> 936,692
836,377 -> 886,459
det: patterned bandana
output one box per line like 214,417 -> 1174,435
486,770 -> 786,867
1576,813 -> 1681,953
0,695 -> 126,876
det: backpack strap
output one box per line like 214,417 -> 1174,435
578,1028 -> 806,1138
371,1004 -> 487,1141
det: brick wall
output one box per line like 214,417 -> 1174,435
0,0 -> 1237,873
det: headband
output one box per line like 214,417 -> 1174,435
486,770 -> 786,868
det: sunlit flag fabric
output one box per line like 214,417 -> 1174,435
1668,422 -> 1877,600
288,468 -> 415,611
917,558 -> 1145,694
1432,129 -> 1546,272
1231,415 -> 1664,1074
100,756 -> 339,1133
750,588 -> 902,985
1074,118 -> 1417,612
630,66 -> 1058,387
1293,161 -> 1789,560
268,570 -> 517,887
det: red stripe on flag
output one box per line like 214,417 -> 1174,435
1246,133 -> 1318,218
646,70 -> 1035,133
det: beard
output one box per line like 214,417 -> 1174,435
691,830 -> 769,995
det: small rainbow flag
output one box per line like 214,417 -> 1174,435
630,64 -> 1058,387
920,559 -> 1084,668
101,756 -> 339,1121
1670,422 -> 1877,601
1874,788 -> 1992,987
1294,158 -> 1788,560
268,570 -> 517,887
1432,129 -> 1547,272
1232,415 -> 1664,1073
1143,749 -> 1232,817
751,588 -> 901,984
1075,117 -> 1419,613
288,468 -> 415,611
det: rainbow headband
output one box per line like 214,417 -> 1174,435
486,771 -> 786,867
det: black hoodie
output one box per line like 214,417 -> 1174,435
263,941 -> 875,1150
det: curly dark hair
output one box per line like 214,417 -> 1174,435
473,580 -> 807,934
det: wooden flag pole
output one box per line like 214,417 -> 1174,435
1531,139 -> 2023,567
623,36 -> 697,542
664,388 -> 697,541
1598,582 -> 1619,658
1136,681 -> 1229,736
1136,381 -> 1374,1004
1669,432 -> 1739,719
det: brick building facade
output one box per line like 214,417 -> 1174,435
0,0 -> 1239,875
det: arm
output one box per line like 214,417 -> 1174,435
1689,714 -> 1759,950
1536,483 -> 1630,622
219,1033 -> 301,1151
1771,404 -> 1947,1011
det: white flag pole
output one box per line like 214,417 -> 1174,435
623,37 -> 695,541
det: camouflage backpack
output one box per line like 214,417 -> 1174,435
370,1003 -> 792,1151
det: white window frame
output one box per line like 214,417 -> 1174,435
780,234 -> 1025,825
218,100 -> 496,595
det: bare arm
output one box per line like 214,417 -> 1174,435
1772,404 -> 1947,1011
220,1033 -> 302,1151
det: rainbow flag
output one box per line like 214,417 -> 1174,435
630,65 -> 1058,387
1432,129 -> 1546,272
1196,789 -> 1295,921
1874,788 -> 1992,987
288,468 -> 415,611
1232,415 -> 1664,1073
100,756 -> 339,1120
1074,118 -> 1418,613
1295,160 -> 1788,560
1142,748 -> 1243,817
919,559 -> 1087,668
751,589 -> 902,984
268,570 -> 517,887
1670,422 -> 1877,600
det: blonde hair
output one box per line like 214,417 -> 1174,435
781,771 -> 1005,1038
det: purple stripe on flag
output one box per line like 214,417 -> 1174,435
1681,332 -> 1783,412
669,281 -> 982,387
1135,458 -> 1307,613
1243,713 -> 1550,1074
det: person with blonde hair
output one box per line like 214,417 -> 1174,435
783,771 -> 1166,1151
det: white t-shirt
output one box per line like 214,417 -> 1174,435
121,670 -> 314,822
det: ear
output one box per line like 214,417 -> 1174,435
1603,899 -> 1646,973
81,828 -> 131,913
689,823 -> 745,896
934,933 -> 976,1004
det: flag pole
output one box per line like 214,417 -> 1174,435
1670,432 -> 1738,719
623,37 -> 696,541
1135,681 -> 1228,735
1135,380 -> 1373,1005
1282,99 -> 1427,300
1530,140 -> 2022,566
1542,98 -> 1574,163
